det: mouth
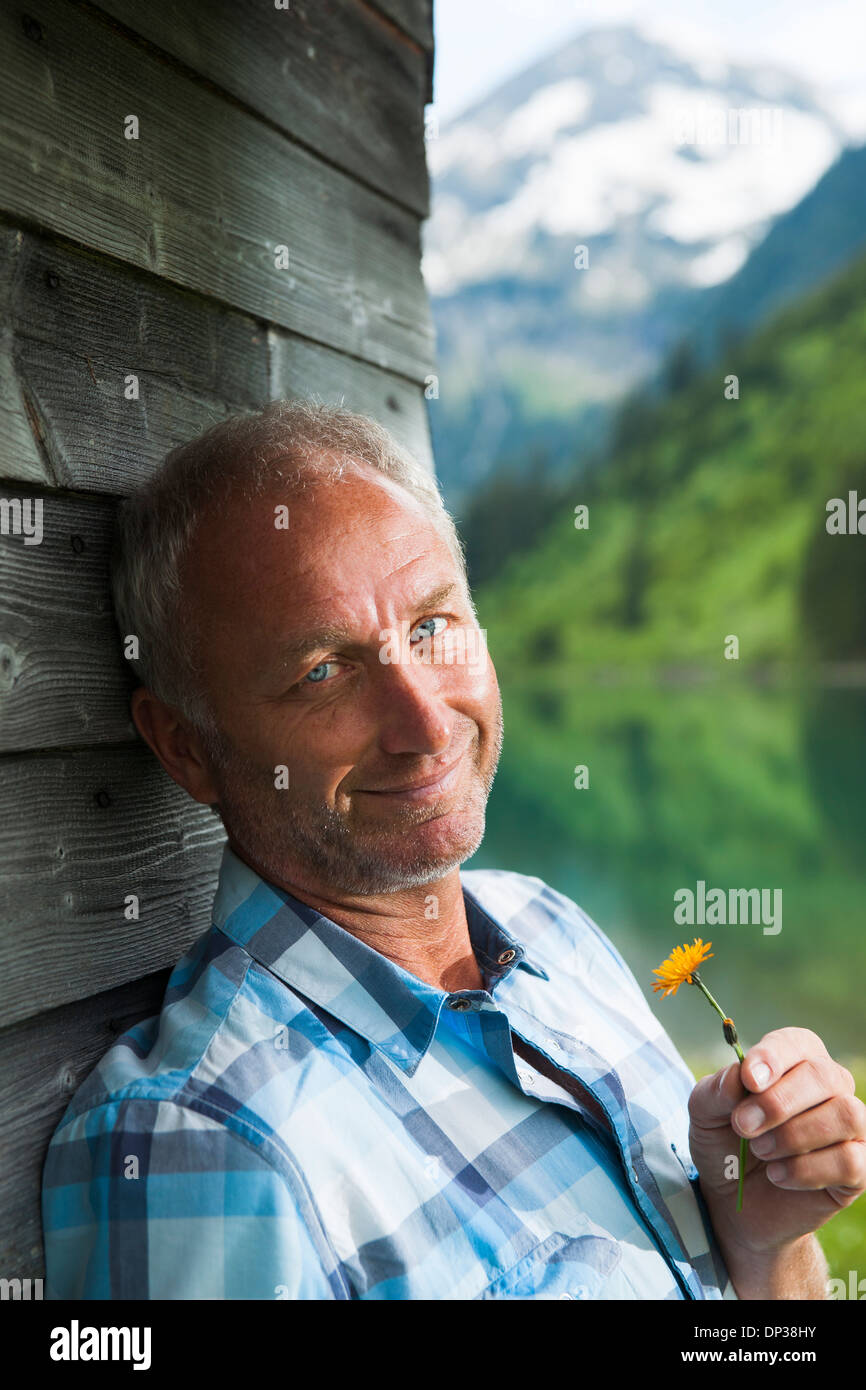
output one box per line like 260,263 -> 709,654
357,749 -> 468,803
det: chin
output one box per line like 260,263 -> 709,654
380,805 -> 486,872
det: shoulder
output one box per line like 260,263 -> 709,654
41,1087 -> 343,1298
41,928 -> 345,1296
50,923 -> 305,1143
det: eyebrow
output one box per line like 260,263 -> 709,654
271,581 -> 460,672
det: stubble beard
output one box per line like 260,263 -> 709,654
205,704 -> 504,896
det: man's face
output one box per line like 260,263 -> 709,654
181,462 -> 504,897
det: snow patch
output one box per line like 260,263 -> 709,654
501,79 -> 593,158
687,236 -> 751,287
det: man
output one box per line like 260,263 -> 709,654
42,400 -> 865,1299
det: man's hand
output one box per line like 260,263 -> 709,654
688,1027 -> 866,1299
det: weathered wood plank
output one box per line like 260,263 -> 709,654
0,0 -> 436,380
3,226 -> 270,492
0,969 -> 172,1278
268,327 -> 434,467
0,229 -> 51,487
0,225 -> 434,494
0,746 -> 226,1027
94,0 -> 430,217
369,0 -> 434,52
0,489 -> 135,751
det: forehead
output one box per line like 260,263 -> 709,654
183,464 -> 460,640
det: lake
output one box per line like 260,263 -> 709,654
466,677 -> 866,1069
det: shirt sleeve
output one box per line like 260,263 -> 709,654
42,1095 -> 342,1300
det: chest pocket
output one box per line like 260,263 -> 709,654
477,1227 -> 623,1300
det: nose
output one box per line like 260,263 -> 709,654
374,652 -> 455,758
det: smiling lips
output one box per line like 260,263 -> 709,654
358,748 -> 468,802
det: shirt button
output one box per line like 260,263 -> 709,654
447,996 -> 471,1011
497,949 -> 516,965
631,1167 -> 640,1183
517,1069 -> 533,1087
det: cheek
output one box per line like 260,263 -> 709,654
459,650 -> 499,712
283,705 -> 371,789
416,645 -> 498,722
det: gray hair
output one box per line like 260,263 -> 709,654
110,398 -> 469,747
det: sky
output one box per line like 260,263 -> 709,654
432,0 -> 866,126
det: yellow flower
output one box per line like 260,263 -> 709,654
651,938 -> 714,997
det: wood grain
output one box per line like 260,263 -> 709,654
268,326 -> 434,467
0,229 -> 52,487
0,745 -> 226,1027
0,0 -> 436,380
93,0 -> 431,216
1,225 -> 269,492
0,225 -> 434,493
368,0 -> 434,52
0,969 -> 172,1279
0,489 -> 134,751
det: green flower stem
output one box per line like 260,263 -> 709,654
692,973 -> 747,1213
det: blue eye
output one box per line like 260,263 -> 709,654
304,662 -> 336,684
294,616 -> 451,693
411,616 -> 448,643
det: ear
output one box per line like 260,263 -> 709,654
130,687 -> 221,806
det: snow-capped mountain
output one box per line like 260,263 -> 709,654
423,25 -> 857,504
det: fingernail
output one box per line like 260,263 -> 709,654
737,1103 -> 765,1135
751,1061 -> 771,1088
767,1161 -> 787,1183
750,1133 -> 775,1157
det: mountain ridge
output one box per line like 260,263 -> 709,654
424,23 -> 859,506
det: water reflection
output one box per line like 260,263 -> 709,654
470,680 -> 866,1062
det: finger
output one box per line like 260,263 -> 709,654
764,1138 -> 866,1194
739,1027 -> 830,1096
748,1094 -> 866,1161
732,1055 -> 844,1139
689,1061 -> 748,1129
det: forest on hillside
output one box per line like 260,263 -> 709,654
470,250 -> 866,674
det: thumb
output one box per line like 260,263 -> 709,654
689,1060 -> 746,1129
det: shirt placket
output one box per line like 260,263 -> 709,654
510,1014 -> 706,1300
442,988 -> 704,1301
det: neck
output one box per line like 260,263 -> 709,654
231,842 -> 485,993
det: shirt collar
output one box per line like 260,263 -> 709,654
211,842 -> 549,1076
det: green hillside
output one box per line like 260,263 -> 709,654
474,252 -> 866,675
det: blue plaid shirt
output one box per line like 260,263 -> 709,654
42,845 -> 737,1300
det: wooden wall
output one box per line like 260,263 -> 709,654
0,0 -> 436,1283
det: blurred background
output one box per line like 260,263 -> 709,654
423,0 -> 866,1282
